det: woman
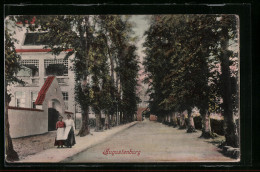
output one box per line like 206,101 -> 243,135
54,116 -> 66,148
63,114 -> 76,148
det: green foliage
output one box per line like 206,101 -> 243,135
15,15 -> 140,124
143,15 -> 238,118
143,14 -> 239,146
5,27 -> 24,87
5,18 -> 25,161
144,15 -> 214,117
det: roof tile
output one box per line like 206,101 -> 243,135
35,76 -> 55,105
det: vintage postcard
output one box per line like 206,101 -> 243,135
4,13 -> 240,163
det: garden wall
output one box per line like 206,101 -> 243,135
8,107 -> 47,138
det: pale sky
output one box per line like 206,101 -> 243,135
129,15 -> 150,63
129,15 -> 150,102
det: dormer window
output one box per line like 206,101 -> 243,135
23,33 -> 48,45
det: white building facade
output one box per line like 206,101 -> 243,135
8,24 -> 78,118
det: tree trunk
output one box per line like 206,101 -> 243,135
124,113 -> 132,123
172,113 -> 178,127
162,115 -> 165,123
169,114 -> 172,125
77,108 -> 90,137
104,114 -> 110,130
157,115 -> 162,123
5,92 -> 19,162
111,113 -> 116,127
220,27 -> 239,148
120,111 -> 123,124
179,113 -> 186,129
200,110 -> 213,138
109,114 -> 113,127
130,114 -> 134,122
187,109 -> 196,133
122,112 -> 126,123
95,111 -> 103,131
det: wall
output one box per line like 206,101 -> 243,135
40,78 -> 66,118
8,107 -> 47,138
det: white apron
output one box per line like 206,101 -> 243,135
62,119 -> 75,140
56,128 -> 65,140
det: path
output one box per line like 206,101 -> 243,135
64,119 -> 236,162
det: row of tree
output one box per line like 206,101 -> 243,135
143,15 -> 239,148
5,15 -> 140,161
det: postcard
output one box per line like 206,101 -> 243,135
5,13 -> 241,164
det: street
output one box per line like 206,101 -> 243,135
63,119 -> 235,162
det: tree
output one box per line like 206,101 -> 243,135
99,15 -> 140,124
5,20 -> 24,161
119,45 -> 140,123
144,15 -> 210,132
143,15 -> 174,123
216,15 -> 239,147
143,14 -> 239,144
14,15 -> 140,134
14,15 -> 96,136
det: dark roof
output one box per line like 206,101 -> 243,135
35,76 -> 55,105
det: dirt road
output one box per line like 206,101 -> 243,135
64,119 -> 236,162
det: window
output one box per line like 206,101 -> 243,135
17,60 -> 39,77
31,92 -> 38,108
15,92 -> 25,108
23,33 -> 48,45
44,59 -> 68,76
62,92 -> 69,110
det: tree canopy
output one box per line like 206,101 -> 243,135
143,14 -> 239,146
12,15 -> 140,134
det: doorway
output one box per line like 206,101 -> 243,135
48,108 -> 60,131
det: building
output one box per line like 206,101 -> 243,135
7,19 -> 126,137
8,76 -> 75,138
6,21 -> 83,138
8,22 -> 77,115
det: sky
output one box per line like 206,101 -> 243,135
129,15 -> 150,62
129,15 -> 151,103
